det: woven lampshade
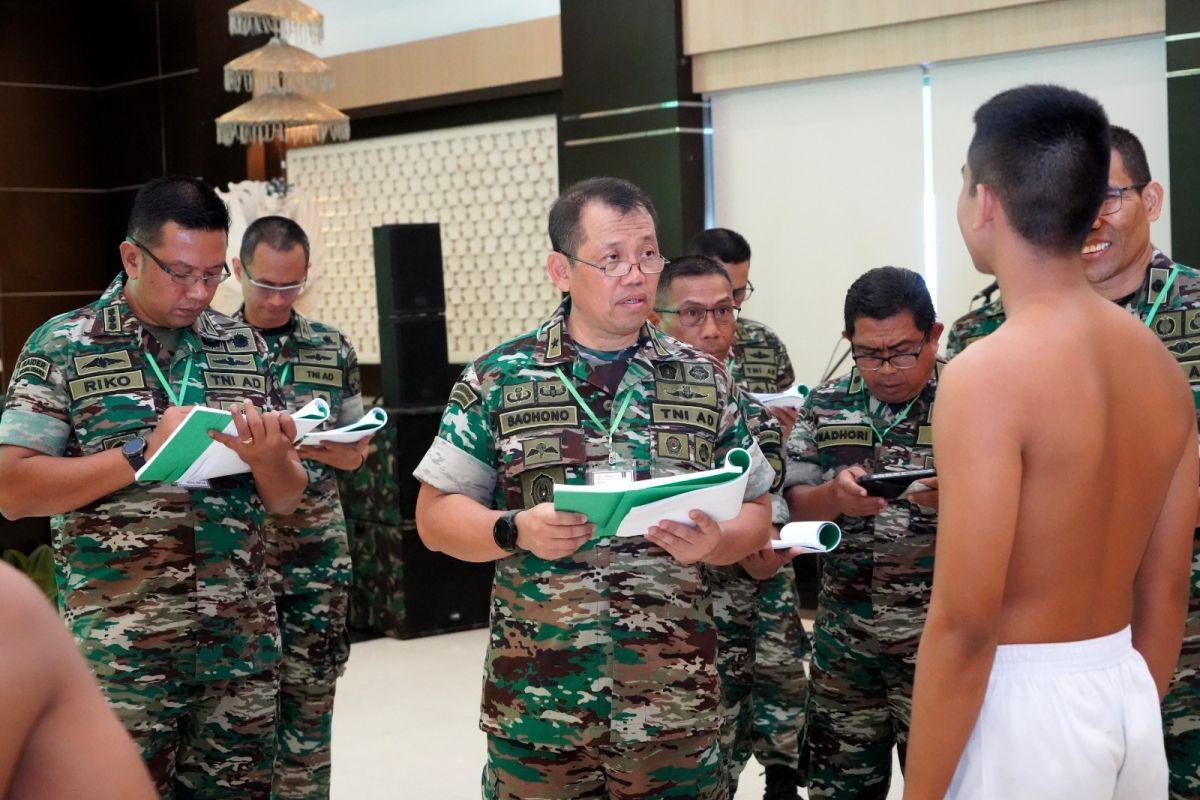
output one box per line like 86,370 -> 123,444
224,37 -> 334,94
229,0 -> 323,45
215,89 -> 349,146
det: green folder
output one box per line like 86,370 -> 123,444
553,448 -> 752,537
135,407 -> 234,483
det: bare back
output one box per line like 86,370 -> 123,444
934,285 -> 1197,679
0,562 -> 156,799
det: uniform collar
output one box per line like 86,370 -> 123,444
89,272 -> 229,345
231,307 -> 322,346
1130,248 -> 1182,308
531,298 -> 685,367
845,358 -> 944,406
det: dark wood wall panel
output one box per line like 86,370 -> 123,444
1167,1 -> 1200,267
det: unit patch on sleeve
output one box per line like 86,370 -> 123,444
13,355 -> 51,381
449,381 -> 479,411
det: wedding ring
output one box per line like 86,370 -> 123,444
241,437 -> 254,445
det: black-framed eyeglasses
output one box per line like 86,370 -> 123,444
126,236 -> 229,287
1098,183 -> 1148,216
732,280 -> 755,306
851,335 -> 928,371
558,250 -> 668,278
654,303 -> 739,328
242,261 -> 308,297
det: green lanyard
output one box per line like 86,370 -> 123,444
1143,264 -> 1183,329
861,388 -> 921,446
553,367 -> 636,465
145,352 -> 193,406
278,362 -> 292,386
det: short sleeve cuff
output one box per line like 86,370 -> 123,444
781,461 -> 823,490
413,436 -> 497,507
743,440 -> 774,500
0,409 -> 70,456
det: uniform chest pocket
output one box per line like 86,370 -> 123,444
498,428 -> 588,509
69,368 -> 157,454
814,422 -> 874,472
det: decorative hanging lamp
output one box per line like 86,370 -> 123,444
216,89 -> 349,147
228,0 -> 323,45
223,36 -> 334,94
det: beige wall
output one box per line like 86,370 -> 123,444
316,16 -> 561,111
685,0 -> 1164,92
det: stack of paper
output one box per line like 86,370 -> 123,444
772,521 -> 841,552
553,448 -> 752,538
137,398 -> 338,484
301,407 -> 389,445
751,384 -> 810,409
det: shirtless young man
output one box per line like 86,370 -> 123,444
0,561 -> 156,799
904,85 -> 1198,798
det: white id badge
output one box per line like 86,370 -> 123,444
587,466 -> 636,486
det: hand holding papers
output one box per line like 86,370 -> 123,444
137,398 -> 334,484
553,448 -> 752,538
772,521 -> 842,552
750,384 -> 810,409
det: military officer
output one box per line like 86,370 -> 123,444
943,281 -> 1001,358
0,176 -> 308,798
942,125 -> 1200,799
690,228 -> 810,799
784,266 -> 942,800
231,216 -> 367,799
651,254 -> 810,800
414,177 -> 774,799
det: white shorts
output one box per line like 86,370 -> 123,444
947,626 -> 1166,800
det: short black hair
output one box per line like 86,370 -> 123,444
548,177 -> 657,256
844,267 -> 936,336
655,255 -> 731,307
240,215 -> 311,266
967,84 -> 1110,255
126,176 -> 230,247
688,228 -> 751,263
1110,125 -> 1151,185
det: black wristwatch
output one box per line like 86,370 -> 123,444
121,436 -> 148,472
492,509 -> 522,553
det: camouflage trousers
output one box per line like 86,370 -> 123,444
803,596 -> 916,800
273,587 -> 351,800
710,566 -> 759,794
1165,532 -> 1200,800
106,668 -> 278,799
751,569 -> 810,769
483,732 -> 724,799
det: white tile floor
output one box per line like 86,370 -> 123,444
330,628 -> 904,799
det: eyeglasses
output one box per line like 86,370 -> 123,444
1098,183 -> 1148,216
732,280 -> 755,306
558,251 -> 668,278
126,236 -> 229,287
242,262 -> 307,297
654,304 -> 739,328
851,336 -> 928,371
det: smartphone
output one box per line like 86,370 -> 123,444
856,468 -> 937,500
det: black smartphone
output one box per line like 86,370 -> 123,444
856,468 -> 937,500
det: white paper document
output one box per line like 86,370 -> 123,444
300,407 -> 389,444
612,458 -> 751,538
136,398 -> 330,485
772,521 -> 842,552
751,384 -> 810,409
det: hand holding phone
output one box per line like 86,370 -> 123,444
856,468 -> 938,500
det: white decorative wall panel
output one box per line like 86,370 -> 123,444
287,115 -> 560,364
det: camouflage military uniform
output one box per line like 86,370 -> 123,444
235,309 -> 361,800
0,273 -> 284,798
943,282 -> 1003,359
944,251 -> 1200,799
720,317 -> 810,790
413,299 -> 774,799
784,363 -> 942,799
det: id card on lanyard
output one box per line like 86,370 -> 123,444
553,367 -> 637,485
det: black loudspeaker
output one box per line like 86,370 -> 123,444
372,223 -> 445,314
373,223 -> 451,407
347,519 -> 493,640
376,316 -> 450,407
392,406 -> 444,519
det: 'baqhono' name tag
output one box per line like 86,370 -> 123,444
588,468 -> 636,486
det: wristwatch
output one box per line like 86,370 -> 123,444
121,436 -> 148,472
492,509 -> 522,553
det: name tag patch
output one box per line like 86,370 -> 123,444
650,402 -> 719,433
69,370 -> 146,400
815,424 -> 873,449
499,405 -> 579,436
204,371 -> 266,392
293,365 -> 343,388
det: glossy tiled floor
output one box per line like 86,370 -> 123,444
329,627 -> 904,799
